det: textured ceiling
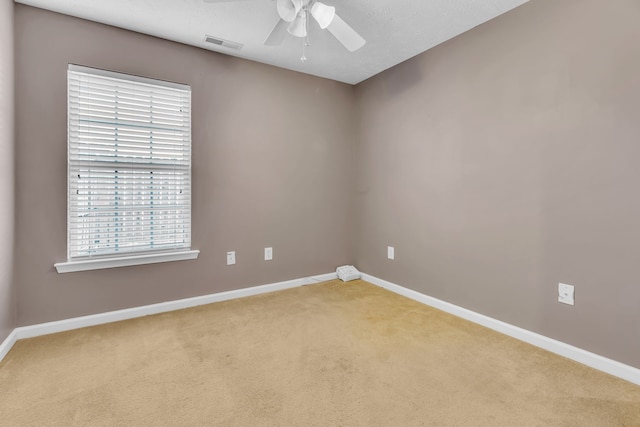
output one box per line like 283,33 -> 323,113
16,0 -> 529,85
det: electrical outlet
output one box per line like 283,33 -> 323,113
387,246 -> 395,260
264,247 -> 273,261
226,251 -> 236,265
558,282 -> 574,305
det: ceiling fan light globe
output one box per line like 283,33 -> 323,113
277,0 -> 302,23
287,11 -> 307,37
310,2 -> 335,29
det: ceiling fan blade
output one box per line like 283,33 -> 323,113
264,19 -> 289,46
326,14 -> 365,52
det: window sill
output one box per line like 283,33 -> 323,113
54,250 -> 200,273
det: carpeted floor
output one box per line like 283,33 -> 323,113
1,279 -> 639,426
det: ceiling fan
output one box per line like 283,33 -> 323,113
204,0 -> 366,55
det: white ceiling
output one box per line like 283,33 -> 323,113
16,0 -> 529,85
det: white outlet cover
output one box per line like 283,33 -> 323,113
387,246 -> 395,260
264,247 -> 273,261
558,282 -> 574,305
226,251 -> 236,266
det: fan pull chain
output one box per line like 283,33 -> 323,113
301,36 -> 307,62
301,6 -> 310,62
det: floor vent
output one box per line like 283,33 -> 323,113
204,35 -> 243,50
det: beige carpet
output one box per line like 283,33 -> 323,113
1,280 -> 639,426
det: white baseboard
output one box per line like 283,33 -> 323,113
362,273 -> 640,386
0,272 -> 337,359
0,329 -> 18,362
3,270 -> 638,387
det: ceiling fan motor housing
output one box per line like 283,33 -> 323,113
277,0 -> 306,23
270,0 -> 366,52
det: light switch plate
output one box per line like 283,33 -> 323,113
387,246 -> 395,260
264,247 -> 273,261
558,282 -> 574,305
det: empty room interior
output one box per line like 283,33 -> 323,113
1,0 -> 640,425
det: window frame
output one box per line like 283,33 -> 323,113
55,65 -> 198,273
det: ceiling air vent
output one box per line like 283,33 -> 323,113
204,35 -> 243,50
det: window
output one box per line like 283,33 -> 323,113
55,65 -> 198,273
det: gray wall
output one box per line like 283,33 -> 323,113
14,5 -> 355,326
354,0 -> 640,368
0,0 -> 15,342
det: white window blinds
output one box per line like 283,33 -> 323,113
67,65 -> 192,260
